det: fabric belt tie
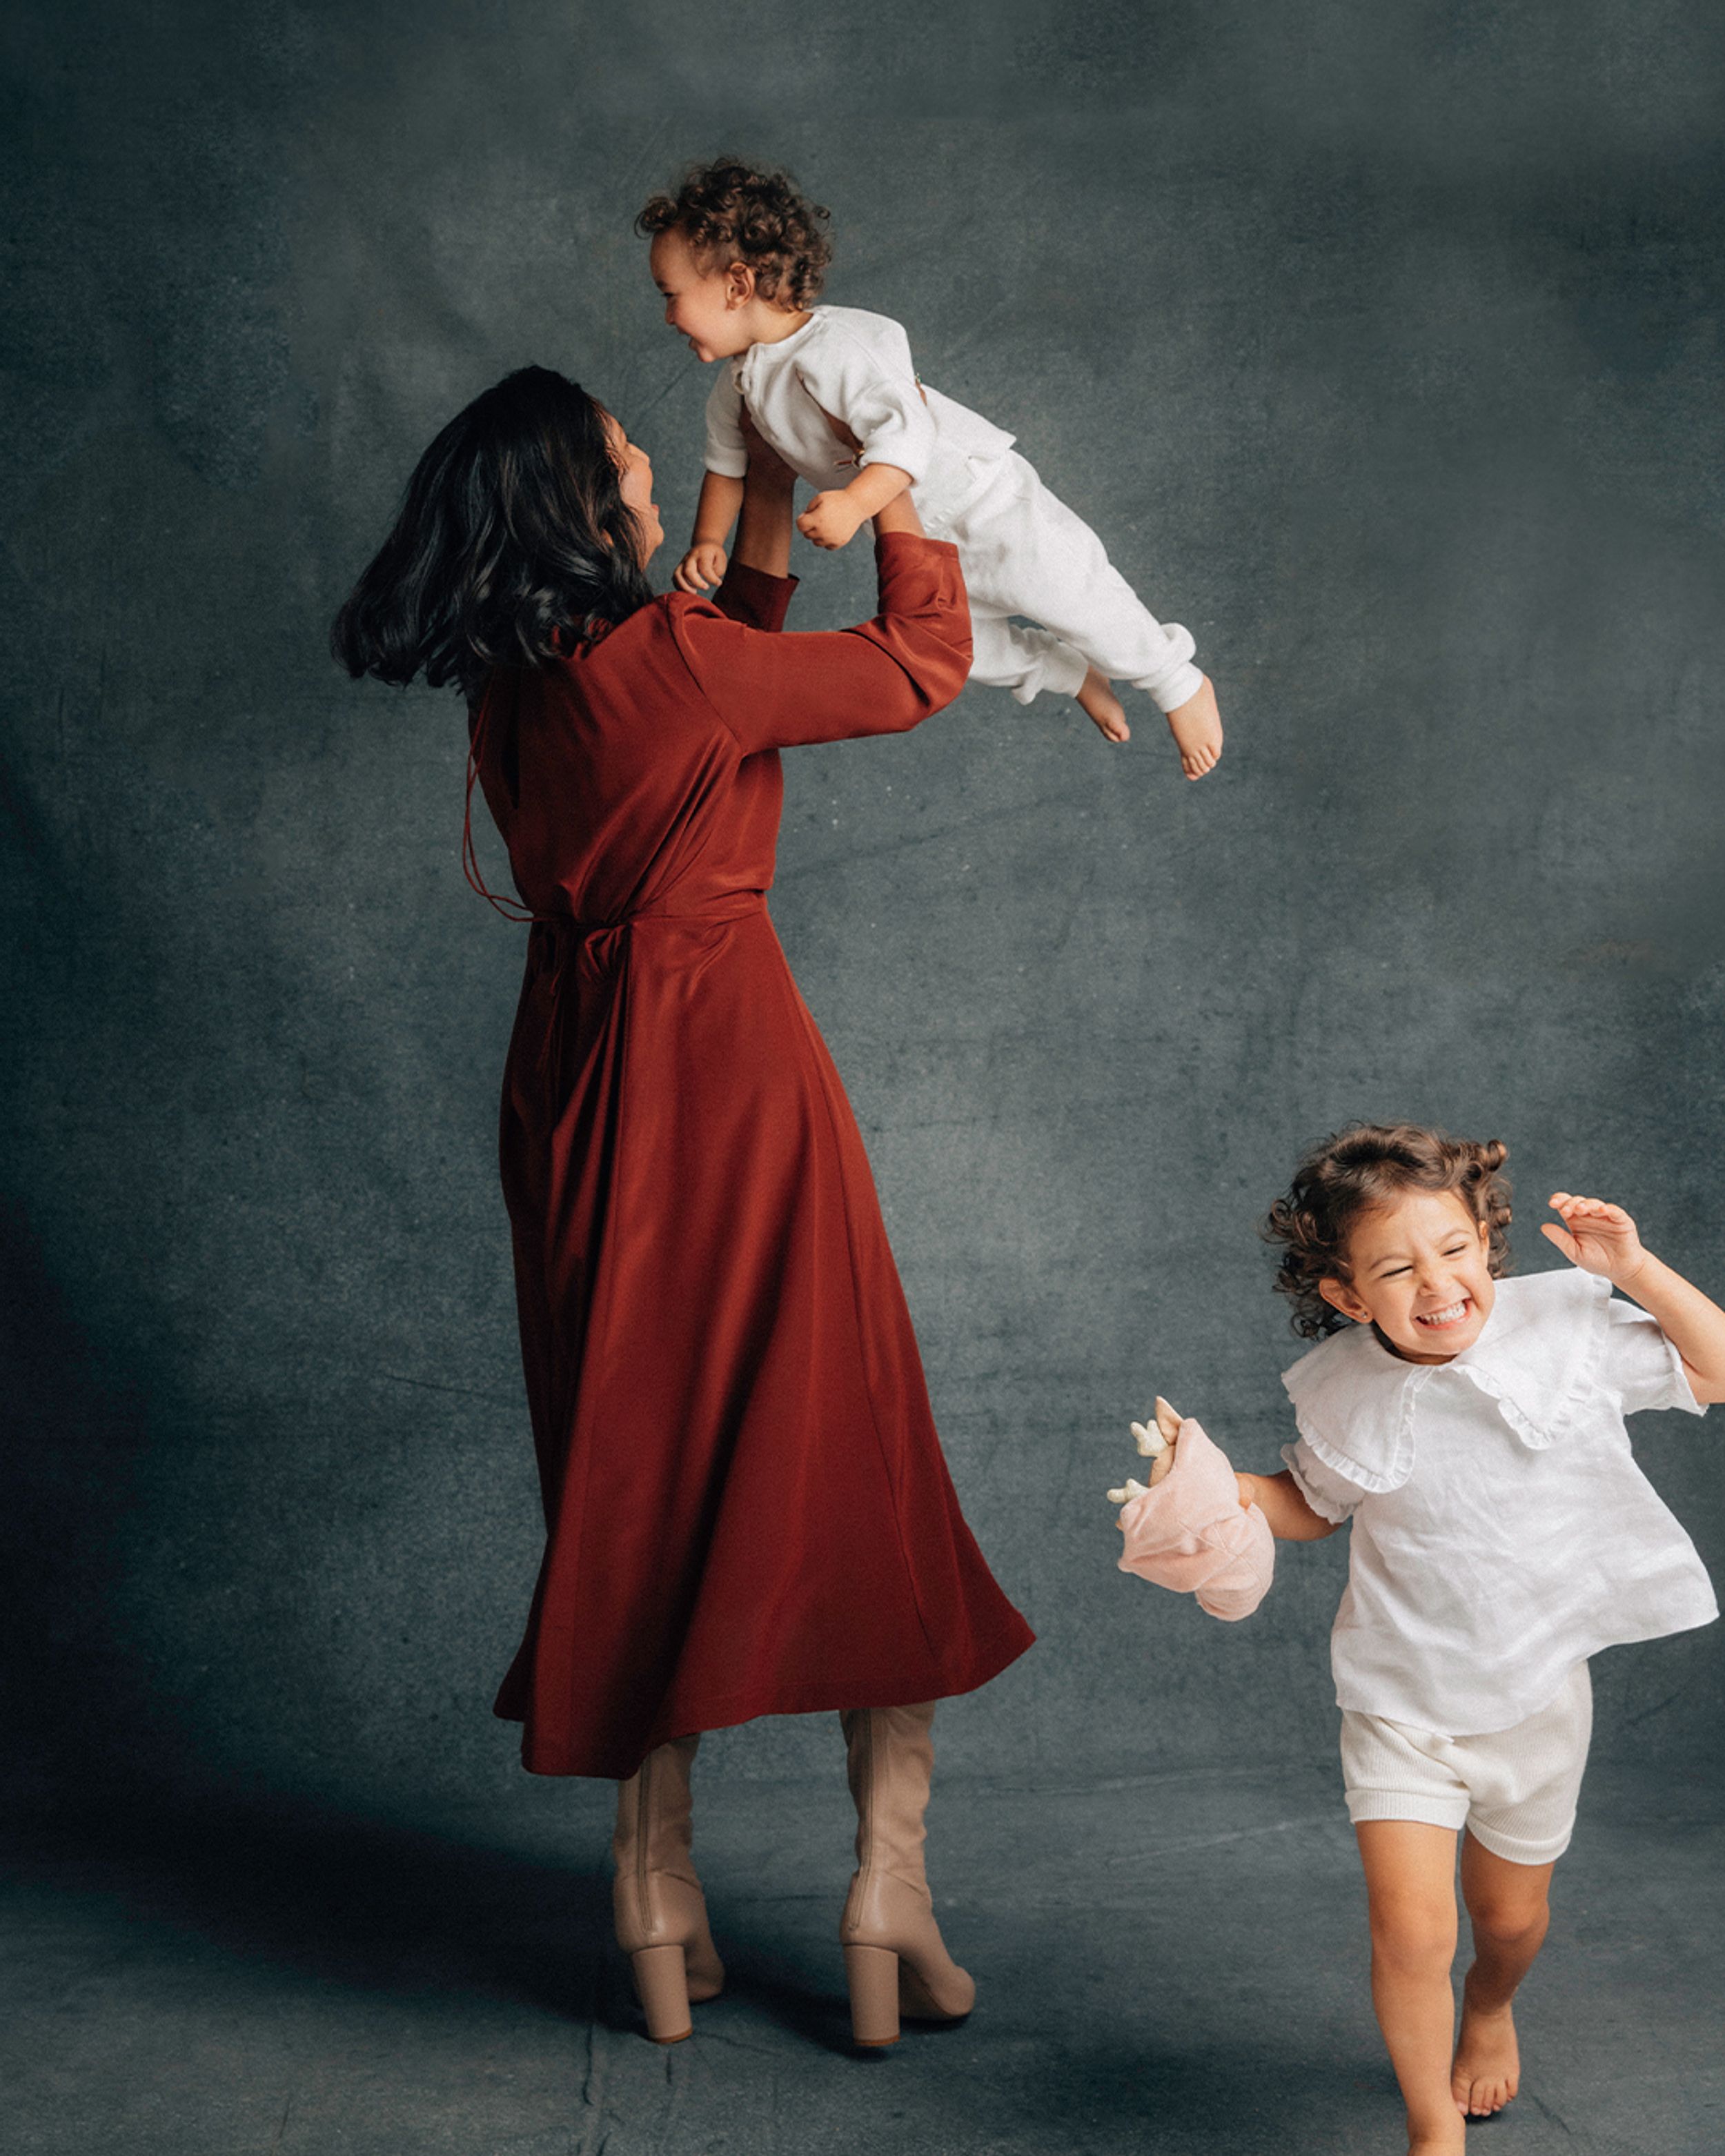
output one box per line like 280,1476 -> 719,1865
528,896 -> 767,1089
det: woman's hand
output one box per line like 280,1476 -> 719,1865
816,402 -> 864,460
1541,1194 -> 1648,1285
807,402 -> 920,542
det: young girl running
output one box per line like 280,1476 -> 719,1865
637,158 -> 1224,778
1163,1125 -> 1723,2153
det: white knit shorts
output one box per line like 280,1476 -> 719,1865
1340,1661 -> 1593,1866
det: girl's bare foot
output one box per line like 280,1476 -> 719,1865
1076,666 -> 1130,742
1452,1996 -> 1520,2115
1408,2133 -> 1467,2155
1165,675 -> 1223,778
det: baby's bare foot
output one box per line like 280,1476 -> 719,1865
1452,1997 -> 1520,2115
1165,676 -> 1223,779
1076,667 -> 1129,742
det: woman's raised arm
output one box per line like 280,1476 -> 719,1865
673,530 -> 971,753
704,414 -> 802,635
674,406 -> 970,751
728,411 -> 798,582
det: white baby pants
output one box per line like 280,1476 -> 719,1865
937,452 -> 1203,711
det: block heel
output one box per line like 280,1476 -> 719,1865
843,1943 -> 903,2047
629,1942 -> 694,2043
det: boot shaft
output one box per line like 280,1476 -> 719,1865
838,1701 -> 974,2026
840,1702 -> 936,1895
613,1733 -> 702,1948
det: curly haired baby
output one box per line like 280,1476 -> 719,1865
1203,1124 -> 1724,2154
637,158 -> 1224,777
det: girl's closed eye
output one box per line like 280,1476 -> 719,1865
1319,1188 -> 1499,1361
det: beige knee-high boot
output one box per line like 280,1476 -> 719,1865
611,1733 -> 724,2043
838,1702 -> 976,2047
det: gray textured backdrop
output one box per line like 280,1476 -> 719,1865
4,0 -> 1723,1830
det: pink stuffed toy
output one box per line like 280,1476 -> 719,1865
1109,1398 -> 1274,1621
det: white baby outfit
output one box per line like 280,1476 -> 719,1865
1281,1269 -> 1715,1860
703,306 -> 1205,712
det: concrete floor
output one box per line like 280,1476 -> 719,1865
3,1757 -> 1720,2155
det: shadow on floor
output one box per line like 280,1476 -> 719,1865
4,1763 -> 1721,2155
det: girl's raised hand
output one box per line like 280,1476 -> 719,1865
1541,1193 -> 1648,1285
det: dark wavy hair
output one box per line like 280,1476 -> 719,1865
331,367 -> 654,700
636,157 -> 833,308
1262,1122 -> 1515,1338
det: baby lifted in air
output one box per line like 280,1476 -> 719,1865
638,159 -> 1224,778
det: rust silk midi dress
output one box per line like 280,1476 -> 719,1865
475,531 -> 1034,1779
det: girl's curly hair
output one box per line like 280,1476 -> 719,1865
1262,1122 -> 1513,1339
636,158 -> 834,309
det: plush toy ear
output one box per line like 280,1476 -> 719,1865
1129,1398 -> 1185,1486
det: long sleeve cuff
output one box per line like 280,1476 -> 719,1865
870,530 -> 970,654
712,559 -> 799,632
857,424 -> 932,485
873,529 -> 963,573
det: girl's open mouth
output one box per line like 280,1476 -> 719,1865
1414,1299 -> 1471,1329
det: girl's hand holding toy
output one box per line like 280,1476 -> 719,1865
1107,1398 -> 1275,1621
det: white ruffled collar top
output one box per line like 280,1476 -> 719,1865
1279,1266 -> 1714,1736
1283,1267 -> 1613,1494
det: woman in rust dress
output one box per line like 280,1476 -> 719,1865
335,368 -> 1032,2048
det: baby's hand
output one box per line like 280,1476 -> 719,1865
673,542 -> 729,595
1106,1396 -> 1182,1504
1165,676 -> 1224,781
797,490 -> 868,551
1542,1193 -> 1648,1285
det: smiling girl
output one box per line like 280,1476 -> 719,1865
1241,1124 -> 1725,2154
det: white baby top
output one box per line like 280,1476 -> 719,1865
703,305 -> 1017,522
1281,1269 -> 1715,1737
